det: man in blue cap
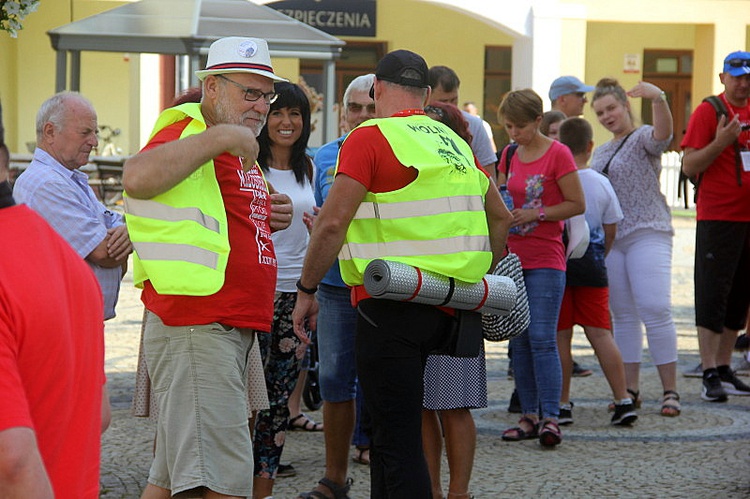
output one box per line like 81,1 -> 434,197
546,74 -> 596,382
549,75 -> 595,117
681,50 -> 750,403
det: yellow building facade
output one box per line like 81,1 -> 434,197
1,0 -> 749,153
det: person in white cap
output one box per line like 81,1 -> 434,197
549,75 -> 595,117
123,36 -> 292,499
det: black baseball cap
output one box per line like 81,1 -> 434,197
373,49 -> 429,91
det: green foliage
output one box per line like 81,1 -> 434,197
0,0 -> 40,38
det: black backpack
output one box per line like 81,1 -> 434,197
502,143 -> 518,180
679,95 -> 743,206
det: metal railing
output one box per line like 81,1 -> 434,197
660,150 -> 694,211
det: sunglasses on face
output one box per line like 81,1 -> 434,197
726,59 -> 750,68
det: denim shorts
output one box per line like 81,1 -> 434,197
317,283 -> 359,402
143,312 -> 255,496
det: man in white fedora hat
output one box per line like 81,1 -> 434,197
123,36 -> 293,499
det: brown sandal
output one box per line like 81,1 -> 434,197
501,416 -> 539,441
661,390 -> 681,417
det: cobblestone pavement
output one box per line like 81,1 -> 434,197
100,216 -> 750,498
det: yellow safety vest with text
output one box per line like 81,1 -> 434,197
124,103 -> 230,296
338,114 -> 492,286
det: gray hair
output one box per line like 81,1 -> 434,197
343,73 -> 375,105
35,91 -> 94,142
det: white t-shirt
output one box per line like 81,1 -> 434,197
265,166 -> 316,293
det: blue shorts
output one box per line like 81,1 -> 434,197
317,283 -> 358,402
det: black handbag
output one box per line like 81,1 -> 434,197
482,251 -> 530,342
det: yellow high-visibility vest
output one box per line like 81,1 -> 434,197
124,103 -> 230,295
338,114 -> 492,286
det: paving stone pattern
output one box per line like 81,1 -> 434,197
100,216 -> 750,498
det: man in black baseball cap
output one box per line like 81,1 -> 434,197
293,47 -> 510,498
369,49 -> 430,100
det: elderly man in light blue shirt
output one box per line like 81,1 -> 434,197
13,92 -> 131,320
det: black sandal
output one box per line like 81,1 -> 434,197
501,416 -> 539,441
297,477 -> 353,499
289,413 -> 324,431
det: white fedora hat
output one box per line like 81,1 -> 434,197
195,37 -> 287,82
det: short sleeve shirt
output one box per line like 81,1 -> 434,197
12,148 -> 124,319
566,168 -> 623,287
139,118 -> 277,330
506,140 -> 578,271
313,135 -> 348,288
680,93 -> 750,221
590,125 -> 673,238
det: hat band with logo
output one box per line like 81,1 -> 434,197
196,37 -> 287,82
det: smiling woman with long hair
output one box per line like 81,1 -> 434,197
253,81 -> 318,499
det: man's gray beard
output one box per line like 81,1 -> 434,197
214,93 -> 265,136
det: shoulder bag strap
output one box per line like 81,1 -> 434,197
601,130 -> 635,177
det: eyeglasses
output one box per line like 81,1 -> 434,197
216,74 -> 278,104
726,59 -> 750,68
423,105 -> 445,120
573,92 -> 587,100
346,102 -> 376,114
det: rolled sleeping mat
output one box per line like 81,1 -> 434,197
362,259 -> 516,316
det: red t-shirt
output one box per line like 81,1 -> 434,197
506,140 -> 578,271
680,92 -> 750,221
337,110 -> 485,305
139,118 -> 277,330
0,205 -> 104,498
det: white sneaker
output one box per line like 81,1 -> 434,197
683,363 -> 703,378
733,358 -> 750,377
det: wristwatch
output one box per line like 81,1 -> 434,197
538,207 -> 546,221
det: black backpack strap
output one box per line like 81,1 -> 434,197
704,95 -> 742,186
692,96 -> 743,198
504,143 -> 519,178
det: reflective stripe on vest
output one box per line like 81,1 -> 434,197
124,103 -> 230,296
352,194 -> 485,220
125,197 -> 221,233
338,115 -> 491,286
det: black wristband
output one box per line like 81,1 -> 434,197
296,278 -> 318,295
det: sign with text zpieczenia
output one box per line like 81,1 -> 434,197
267,0 -> 376,37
